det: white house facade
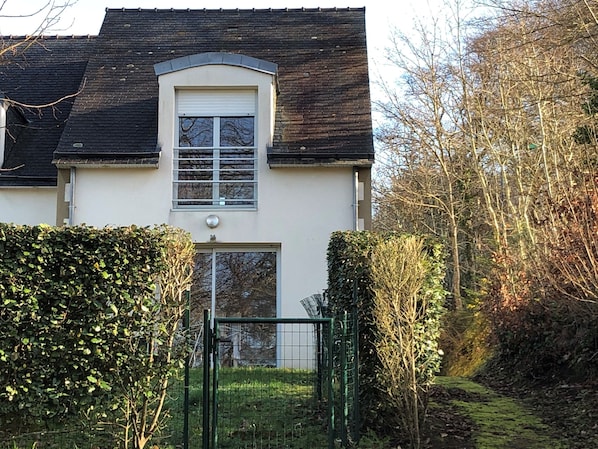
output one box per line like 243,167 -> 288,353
0,9 -> 374,330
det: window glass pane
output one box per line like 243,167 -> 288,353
176,183 -> 213,206
219,148 -> 254,176
190,252 -> 212,321
214,252 -> 276,318
220,117 -> 254,147
179,117 -> 213,147
178,149 -> 213,178
190,250 -> 277,366
175,149 -> 214,205
174,115 -> 256,208
214,251 -> 276,366
191,250 -> 276,318
219,183 -> 254,203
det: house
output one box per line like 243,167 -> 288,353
0,8 -> 374,328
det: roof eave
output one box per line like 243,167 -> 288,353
53,160 -> 160,169
0,176 -> 57,187
267,148 -> 374,168
52,151 -> 161,168
268,159 -> 373,168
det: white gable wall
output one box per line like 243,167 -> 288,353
73,164 -> 354,318
69,63 -> 358,318
72,167 -> 171,225
0,188 -> 56,225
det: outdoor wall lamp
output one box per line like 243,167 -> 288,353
206,214 -> 220,228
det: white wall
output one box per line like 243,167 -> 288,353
0,188 -> 56,225
72,166 -> 354,318
71,63 -> 357,319
72,167 -> 170,225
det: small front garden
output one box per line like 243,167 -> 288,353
0,225 -> 465,449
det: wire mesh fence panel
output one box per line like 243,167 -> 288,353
160,307 -> 207,449
302,292 -> 361,447
0,312 -> 357,449
162,312 -> 358,449
333,310 -> 360,447
161,368 -> 204,449
212,318 -> 334,449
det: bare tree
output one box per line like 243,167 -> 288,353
375,1 -> 487,309
376,0 -> 598,310
461,0 -> 598,311
371,236 -> 429,449
0,0 -> 82,173
0,1 -> 77,56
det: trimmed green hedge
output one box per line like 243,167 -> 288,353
0,223 -> 193,440
327,231 -> 447,435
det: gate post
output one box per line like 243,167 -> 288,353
340,312 -> 348,447
352,308 -> 360,443
183,290 -> 191,449
211,317 -> 220,449
202,309 -> 211,449
327,317 -> 335,448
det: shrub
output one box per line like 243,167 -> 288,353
327,231 -> 446,447
0,224 -> 194,449
371,235 -> 444,448
485,177 -> 598,380
439,306 -> 494,377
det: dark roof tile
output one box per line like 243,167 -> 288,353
0,36 -> 94,186
1,8 -> 374,185
58,8 -> 373,166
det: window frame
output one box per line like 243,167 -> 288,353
173,90 -> 258,210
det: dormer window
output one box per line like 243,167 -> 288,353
174,89 -> 257,209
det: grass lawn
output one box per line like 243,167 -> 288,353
159,366 -> 331,449
430,377 -> 566,449
1,367 -> 331,449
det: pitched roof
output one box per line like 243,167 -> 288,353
56,8 -> 374,168
0,36 -> 94,186
2,8 -> 374,185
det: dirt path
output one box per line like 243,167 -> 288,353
424,376 -> 597,449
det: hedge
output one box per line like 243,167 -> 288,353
0,223 -> 193,449
327,231 -> 446,439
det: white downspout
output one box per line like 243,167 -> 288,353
68,167 -> 76,225
353,167 -> 359,230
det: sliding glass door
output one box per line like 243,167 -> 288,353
191,248 -> 278,366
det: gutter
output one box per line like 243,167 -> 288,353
0,98 -> 5,169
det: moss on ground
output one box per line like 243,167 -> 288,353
434,377 -> 566,449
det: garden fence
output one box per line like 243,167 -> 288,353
0,298 -> 361,449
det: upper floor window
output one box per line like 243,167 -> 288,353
174,90 -> 257,209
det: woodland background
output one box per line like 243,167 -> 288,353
374,0 -> 598,380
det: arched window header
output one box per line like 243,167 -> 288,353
154,52 -> 278,76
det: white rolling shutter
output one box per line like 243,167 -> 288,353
177,90 -> 256,116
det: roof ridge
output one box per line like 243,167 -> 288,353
105,7 -> 365,12
2,35 -> 96,39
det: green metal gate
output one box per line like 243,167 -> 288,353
194,311 -> 335,449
